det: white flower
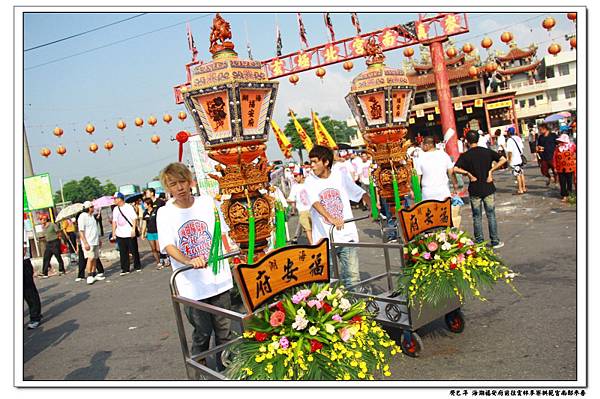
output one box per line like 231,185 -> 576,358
308,326 -> 319,336
459,237 -> 468,244
442,242 -> 452,251
403,247 -> 408,254
271,341 -> 280,350
411,248 -> 419,255
292,315 -> 308,330
434,254 -> 441,260
325,323 -> 336,334
437,232 -> 447,242
339,298 -> 351,312
450,256 -> 457,264
296,307 -> 306,317
316,290 -> 331,301
332,299 -> 339,308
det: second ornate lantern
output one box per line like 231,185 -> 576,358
181,13 -> 279,261
345,38 -> 416,214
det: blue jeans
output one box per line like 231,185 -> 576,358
469,193 -> 500,246
334,246 -> 360,289
380,199 -> 398,240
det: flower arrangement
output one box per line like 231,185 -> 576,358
225,283 -> 401,380
398,228 -> 518,308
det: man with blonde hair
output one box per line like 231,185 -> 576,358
157,162 -> 233,370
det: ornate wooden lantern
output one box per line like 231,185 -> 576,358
345,37 -> 415,214
180,13 -> 279,261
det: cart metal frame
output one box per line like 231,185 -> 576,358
328,215 -> 463,356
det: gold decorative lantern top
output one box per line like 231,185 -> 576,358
345,37 -> 416,141
182,14 -> 279,154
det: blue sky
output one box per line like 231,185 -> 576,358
23,9 -> 575,192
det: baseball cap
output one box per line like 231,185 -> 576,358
506,126 -> 515,134
83,200 -> 93,209
113,192 -> 125,200
39,213 -> 49,221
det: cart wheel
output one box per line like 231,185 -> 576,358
400,331 -> 423,357
444,309 -> 465,333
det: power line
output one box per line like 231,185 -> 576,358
24,13 -> 148,52
25,13 -> 212,71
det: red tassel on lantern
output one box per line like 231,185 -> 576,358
176,131 -> 189,162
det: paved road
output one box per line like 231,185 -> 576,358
22,159 -> 577,382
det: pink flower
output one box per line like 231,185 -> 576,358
466,249 -> 473,256
332,314 -> 342,322
307,300 -> 323,309
422,252 -> 431,260
291,289 -> 312,304
449,233 -> 458,241
279,336 -> 290,349
269,310 -> 286,327
339,327 -> 352,342
457,254 -> 465,263
427,242 -> 438,252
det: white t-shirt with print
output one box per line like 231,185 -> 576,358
358,159 -> 372,185
78,212 -> 99,246
332,160 -> 354,182
415,149 -> 454,201
157,195 -> 232,301
506,136 -> 525,167
306,169 -> 365,244
112,203 -> 138,238
351,157 -> 363,181
287,182 -> 311,212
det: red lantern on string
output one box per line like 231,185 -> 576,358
316,67 -> 326,79
178,111 -> 187,121
462,43 -> 474,54
403,47 -> 414,58
548,43 -> 561,56
135,117 -> 144,127
163,114 -> 173,123
104,140 -> 114,151
85,124 -> 95,134
446,47 -> 457,58
148,116 -> 157,126
53,127 -> 63,137
481,37 -> 493,49
176,130 -> 189,162
542,17 -> 556,31
500,31 -> 513,44
288,74 -> 299,85
40,148 -> 51,158
150,135 -> 160,145
569,36 -> 576,49
89,143 -> 99,153
468,66 -> 479,78
57,145 -> 67,156
567,13 -> 577,22
117,120 -> 127,131
343,61 -> 354,71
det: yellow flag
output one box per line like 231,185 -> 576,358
311,111 -> 338,150
270,120 -> 293,159
289,109 -> 313,152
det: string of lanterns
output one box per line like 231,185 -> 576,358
39,111 -> 190,158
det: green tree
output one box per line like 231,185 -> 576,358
283,113 -> 357,161
54,177 -> 117,204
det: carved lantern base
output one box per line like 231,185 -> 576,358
208,150 -> 274,261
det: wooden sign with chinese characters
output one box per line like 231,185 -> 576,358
399,198 -> 453,242
233,239 -> 330,312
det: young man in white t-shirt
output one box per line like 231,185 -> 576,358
157,162 -> 233,367
505,127 -> 528,194
415,137 -> 459,201
78,201 -> 105,285
306,145 -> 371,288
287,172 -> 313,244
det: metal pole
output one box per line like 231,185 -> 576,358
60,178 -> 65,204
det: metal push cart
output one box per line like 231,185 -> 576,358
328,215 -> 465,357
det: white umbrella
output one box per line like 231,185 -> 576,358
55,203 -> 84,222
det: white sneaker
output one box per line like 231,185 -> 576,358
75,277 -> 83,282
119,272 -> 130,276
86,276 -> 95,285
492,241 -> 505,249
96,273 -> 104,278
27,321 -> 40,329
94,275 -> 106,281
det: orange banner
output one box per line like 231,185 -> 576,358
234,239 -> 330,312
399,198 -> 453,242
271,119 -> 293,159
289,109 -> 313,152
